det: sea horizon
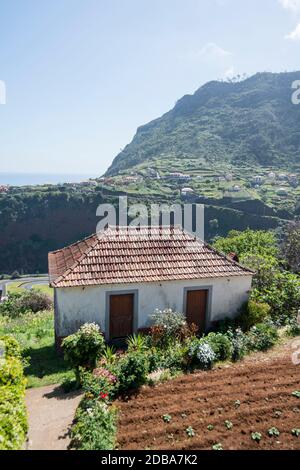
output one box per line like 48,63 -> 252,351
0,172 -> 98,186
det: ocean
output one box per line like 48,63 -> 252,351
0,172 -> 98,186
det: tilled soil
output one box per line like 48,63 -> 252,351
116,348 -> 300,450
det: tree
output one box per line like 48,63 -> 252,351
213,229 -> 279,259
240,253 -> 279,291
282,222 -> 300,273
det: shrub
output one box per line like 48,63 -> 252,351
71,398 -> 117,450
0,290 -> 53,317
225,328 -> 248,362
216,317 -> 237,334
206,333 -> 233,361
147,347 -> 164,373
247,323 -> 279,352
126,334 -> 147,353
187,339 -> 216,370
150,309 -> 187,348
80,370 -> 115,399
17,289 -> 53,313
0,335 -> 21,359
238,300 -> 271,331
0,357 -> 24,387
177,323 -> 199,342
115,352 -> 149,393
0,335 -> 28,450
62,323 -> 105,384
0,293 -> 23,317
161,342 -> 187,371
92,367 -> 118,386
102,345 -> 117,365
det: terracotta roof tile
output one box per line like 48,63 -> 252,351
48,226 -> 253,288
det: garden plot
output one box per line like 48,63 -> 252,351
116,351 -> 300,451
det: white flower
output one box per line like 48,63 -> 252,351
80,323 -> 101,336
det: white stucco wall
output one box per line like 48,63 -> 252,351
54,275 -> 253,339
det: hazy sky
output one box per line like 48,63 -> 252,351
0,0 -> 299,176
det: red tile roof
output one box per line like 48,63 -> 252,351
48,226 -> 253,288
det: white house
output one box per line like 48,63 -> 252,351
181,188 -> 194,199
48,226 -> 253,346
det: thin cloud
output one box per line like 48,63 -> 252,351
224,66 -> 235,79
198,42 -> 232,58
286,22 -> 300,39
279,0 -> 300,12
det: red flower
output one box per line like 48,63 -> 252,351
99,392 -> 108,400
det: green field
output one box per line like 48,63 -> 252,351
0,311 -> 73,388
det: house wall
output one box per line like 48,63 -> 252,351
54,275 -> 252,340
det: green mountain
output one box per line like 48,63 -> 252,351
106,72 -> 300,175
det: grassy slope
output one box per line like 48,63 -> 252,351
0,311 -> 73,388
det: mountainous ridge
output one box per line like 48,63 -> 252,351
106,71 -> 300,176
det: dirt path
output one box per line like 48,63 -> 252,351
25,384 -> 82,450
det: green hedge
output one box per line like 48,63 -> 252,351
0,335 -> 28,450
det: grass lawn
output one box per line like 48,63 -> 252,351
0,311 -> 74,388
7,282 -> 53,298
7,281 -> 24,293
32,284 -> 53,298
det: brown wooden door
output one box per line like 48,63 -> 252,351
186,290 -> 208,333
109,294 -> 134,340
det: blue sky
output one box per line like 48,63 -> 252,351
0,0 -> 299,176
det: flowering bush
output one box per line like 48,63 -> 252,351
81,370 -> 114,398
62,323 -> 105,384
71,398 -> 117,450
206,332 -> 233,361
93,367 -> 118,385
225,328 -> 248,362
150,309 -> 188,347
187,339 -> 216,370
